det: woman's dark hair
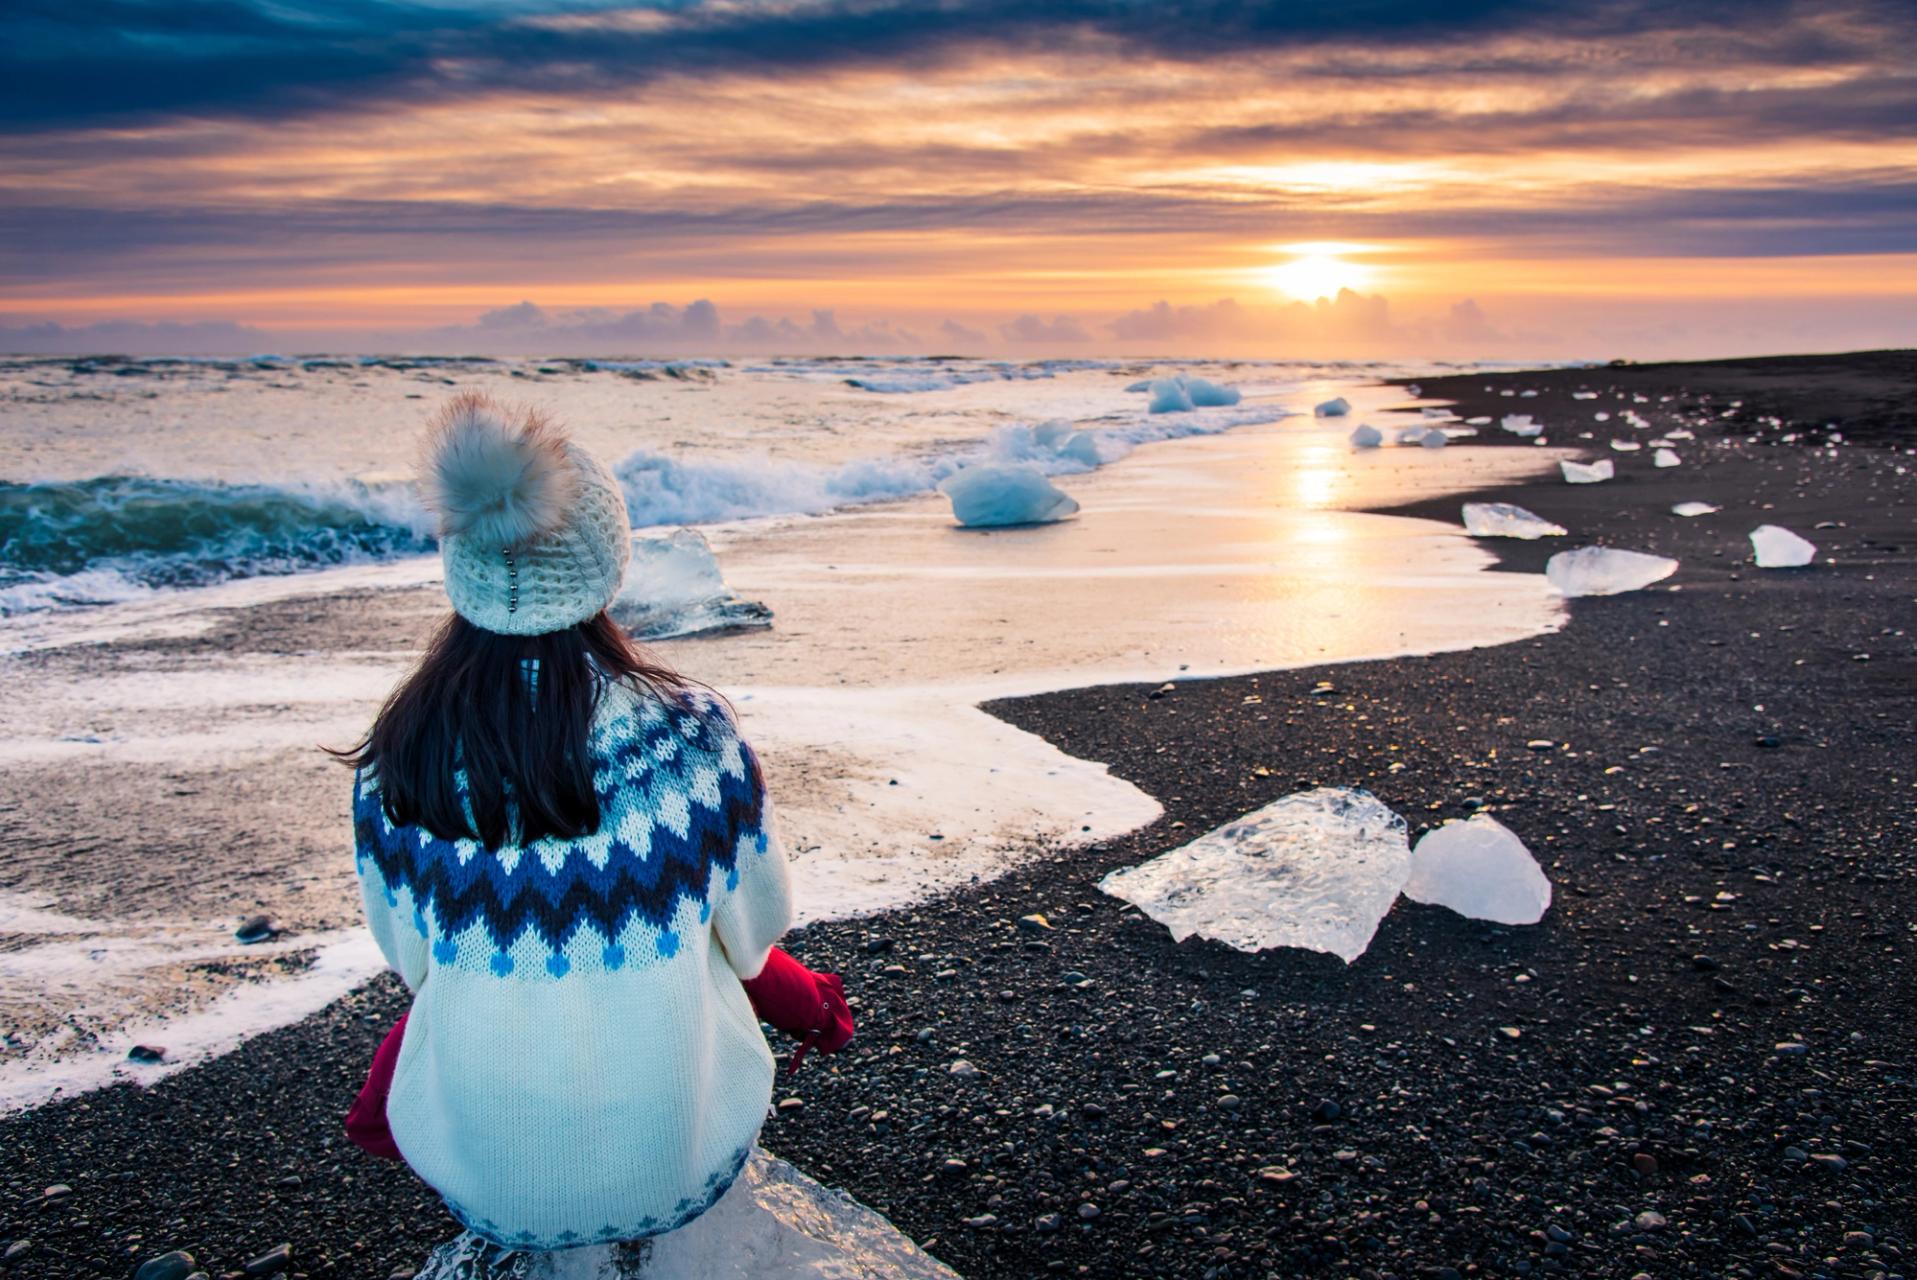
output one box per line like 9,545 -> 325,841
331,611 -> 695,849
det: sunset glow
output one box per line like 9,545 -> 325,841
2,2 -> 1913,357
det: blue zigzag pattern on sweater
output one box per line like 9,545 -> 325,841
354,687 -> 764,977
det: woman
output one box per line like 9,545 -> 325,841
338,394 -> 848,1275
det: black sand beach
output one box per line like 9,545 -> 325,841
4,352 -> 1913,1279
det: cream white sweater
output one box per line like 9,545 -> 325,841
353,683 -> 792,1249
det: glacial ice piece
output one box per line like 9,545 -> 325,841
1395,426 -> 1431,445
1404,815 -> 1551,925
1421,407 -> 1456,421
1314,397 -> 1352,417
1419,428 -> 1449,448
1653,448 -> 1681,468
1349,424 -> 1383,448
1406,383 -> 1422,396
1572,390 -> 1598,400
413,1149 -> 961,1279
1671,501 -> 1719,517
1750,524 -> 1817,568
607,527 -> 773,640
1124,379 -> 1152,393
1560,459 -> 1614,484
1098,787 -> 1410,962
1545,546 -> 1679,597
1148,378 -> 1194,414
1186,377 -> 1242,407
1500,414 -> 1542,437
1461,502 -> 1567,540
940,464 -> 1080,527
1032,420 -> 1076,449
1058,430 -> 1102,467
1610,439 -> 1640,452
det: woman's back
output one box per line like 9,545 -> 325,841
354,680 -> 792,1248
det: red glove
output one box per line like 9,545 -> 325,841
345,1012 -> 407,1161
741,946 -> 853,1074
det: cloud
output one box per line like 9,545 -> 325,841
938,318 -> 989,349
1109,299 -> 1247,342
998,314 -> 1091,345
0,317 -> 274,355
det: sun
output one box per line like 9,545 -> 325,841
1261,248 -> 1376,301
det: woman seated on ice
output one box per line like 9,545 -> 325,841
335,394 -> 851,1276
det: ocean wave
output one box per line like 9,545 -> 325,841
0,402 -> 1287,614
0,476 -> 432,616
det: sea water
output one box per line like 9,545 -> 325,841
0,354 -> 1566,1107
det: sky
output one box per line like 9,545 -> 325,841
2,0 -> 1915,359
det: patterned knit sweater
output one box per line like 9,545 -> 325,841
353,683 -> 792,1249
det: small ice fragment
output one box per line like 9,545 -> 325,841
1395,425 -> 1430,445
1419,429 -> 1449,449
1421,407 -> 1455,421
1058,430 -> 1102,467
1032,420 -> 1075,449
1653,448 -> 1681,468
1500,414 -> 1541,437
1148,377 -> 1194,414
1404,814 -> 1551,925
1560,459 -> 1614,484
1750,524 -> 1817,568
1572,391 -> 1598,400
1466,416 -> 1491,425
1185,377 -> 1242,407
1349,423 -> 1383,448
940,464 -> 1080,528
1671,501 -> 1719,517
1594,411 -> 1611,422
1545,546 -> 1679,597
1610,439 -> 1640,452
609,527 -> 774,640
1098,787 -> 1409,962
1314,397 -> 1352,417
1666,429 -> 1694,440
1461,502 -> 1567,540
1521,390 -> 1538,398
1405,383 -> 1422,396
1124,379 -> 1152,392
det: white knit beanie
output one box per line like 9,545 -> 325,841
419,393 -> 631,636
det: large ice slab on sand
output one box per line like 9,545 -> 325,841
1349,423 -> 1383,448
416,1149 -> 959,1278
1314,397 -> 1352,417
940,464 -> 1080,527
1462,502 -> 1567,540
1545,546 -> 1678,597
1405,815 -> 1551,925
1098,787 -> 1410,963
1750,524 -> 1817,568
1560,459 -> 1615,484
608,528 -> 774,640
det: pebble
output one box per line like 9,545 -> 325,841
1774,1042 -> 1809,1056
3,1242 -> 30,1264
941,1158 -> 968,1174
127,1044 -> 167,1064
234,915 -> 278,945
135,1252 -> 197,1280
1016,914 -> 1052,932
948,1060 -> 979,1078
1077,1203 -> 1100,1220
41,1184 -> 71,1200
241,1244 -> 291,1276
1632,1153 -> 1659,1175
961,1213 -> 998,1229
1256,1167 -> 1295,1186
1634,1210 -> 1668,1232
1808,1153 -> 1848,1171
1035,1213 -> 1061,1233
777,1097 -> 804,1113
1216,1094 -> 1242,1110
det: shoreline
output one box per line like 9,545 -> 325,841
4,351 -> 1913,1278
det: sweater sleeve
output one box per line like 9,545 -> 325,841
353,775 -> 430,993
712,744 -> 795,982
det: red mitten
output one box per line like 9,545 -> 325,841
741,946 -> 854,1074
344,1012 -> 408,1161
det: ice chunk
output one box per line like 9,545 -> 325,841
1058,430 -> 1102,467
1419,428 -> 1449,449
1545,546 -> 1679,597
940,464 -> 1079,527
1750,524 -> 1817,568
1314,396 -> 1352,417
1098,787 -> 1409,962
1572,390 -> 1598,400
1349,423 -> 1383,448
1032,420 -> 1076,449
1500,414 -> 1541,437
1610,439 -> 1640,452
1405,383 -> 1422,396
1653,448 -> 1681,468
1560,459 -> 1614,484
1124,379 -> 1152,392
1186,377 -> 1242,407
1421,407 -> 1456,421
1148,377 -> 1194,414
607,528 -> 773,640
1404,815 -> 1551,925
1461,502 -> 1567,540
1671,501 -> 1719,517
414,1149 -> 962,1279
1395,425 -> 1431,445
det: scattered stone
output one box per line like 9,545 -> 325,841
1016,913 -> 1052,932
135,1252 -> 197,1280
1035,1213 -> 1062,1233
1774,1042 -> 1809,1056
962,1213 -> 998,1229
1634,1211 -> 1667,1232
234,915 -> 278,945
241,1244 -> 291,1276
127,1044 -> 167,1064
1077,1203 -> 1101,1220
3,1241 -> 31,1264
1632,1153 -> 1659,1176
948,1060 -> 979,1078
777,1097 -> 804,1113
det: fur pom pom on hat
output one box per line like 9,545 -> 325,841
420,393 -> 631,635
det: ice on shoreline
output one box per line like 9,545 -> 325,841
1099,787 -> 1410,963
1672,501 -> 1719,517
1545,546 -> 1678,597
1146,374 -> 1242,413
607,528 -> 773,640
1314,397 -> 1352,417
1500,414 -> 1542,438
1750,524 -> 1817,568
1349,424 -> 1383,448
1405,815 -> 1551,925
940,464 -> 1080,527
1560,459 -> 1615,484
1461,503 -> 1567,540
